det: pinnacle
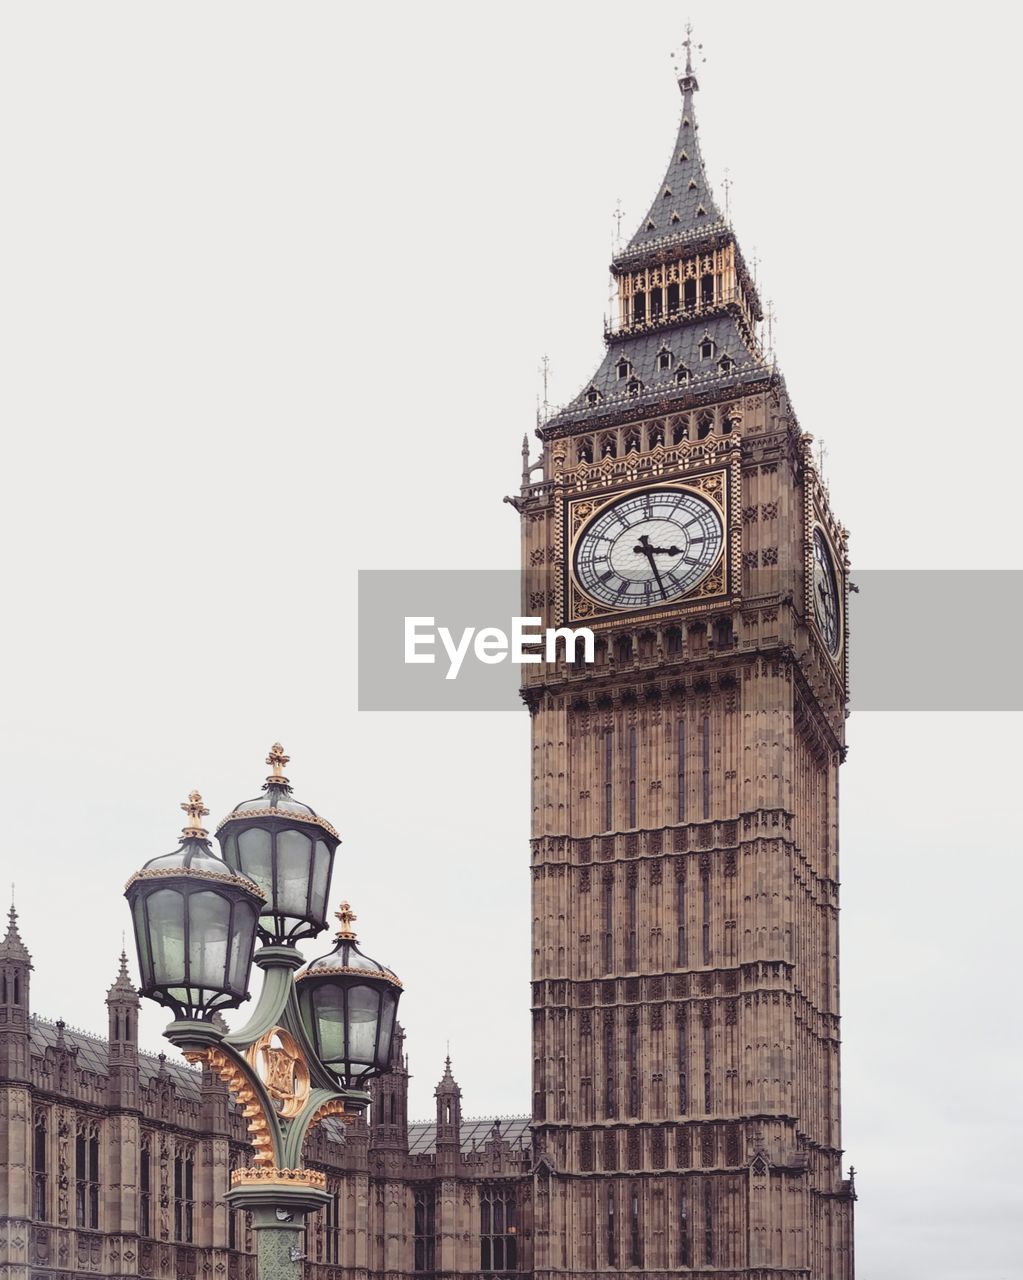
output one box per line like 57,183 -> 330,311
436,1052 -> 461,1093
0,901 -> 31,964
106,948 -> 138,1000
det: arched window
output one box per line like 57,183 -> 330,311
624,428 -> 640,453
586,386 -> 602,406
667,281 -> 680,313
718,354 -> 734,374
577,439 -> 593,463
76,1124 -> 101,1230
614,635 -> 633,664
632,291 -> 646,324
683,278 -> 697,310
139,1137 -> 151,1237
480,1187 -> 518,1272
696,411 -> 713,440
33,1110 -> 47,1221
173,1146 -> 194,1243
626,377 -> 643,397
414,1190 -> 436,1272
675,366 -> 691,387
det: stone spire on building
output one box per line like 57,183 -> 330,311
369,1023 -> 410,1156
106,948 -> 141,1109
434,1053 -> 463,1172
0,901 -> 32,1081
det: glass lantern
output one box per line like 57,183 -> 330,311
217,745 -> 340,945
296,902 -> 402,1088
125,792 -> 264,1020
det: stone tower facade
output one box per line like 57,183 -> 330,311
515,43 -> 856,1280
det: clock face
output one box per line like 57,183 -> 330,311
812,528 -> 841,655
573,487 -> 723,611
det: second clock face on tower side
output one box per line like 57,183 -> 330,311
573,487 -> 723,611
812,527 -> 842,656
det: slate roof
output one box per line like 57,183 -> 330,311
407,1115 -> 531,1156
552,312 -> 767,430
619,69 -> 725,262
29,1014 -> 202,1098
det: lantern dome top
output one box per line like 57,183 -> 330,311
298,902 -> 403,989
126,791 -> 265,897
216,744 -> 340,841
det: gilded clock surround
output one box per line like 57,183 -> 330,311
566,471 -> 732,623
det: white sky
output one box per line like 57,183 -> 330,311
0,4 -> 1020,1277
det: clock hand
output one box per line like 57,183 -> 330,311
633,535 -> 669,600
633,535 -> 682,557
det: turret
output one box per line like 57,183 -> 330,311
105,949 -> 141,1109
369,1023 -> 410,1154
0,903 -> 32,1082
434,1054 -> 462,1173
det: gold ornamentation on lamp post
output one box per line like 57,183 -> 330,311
180,790 -> 210,839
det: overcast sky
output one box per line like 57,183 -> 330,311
1,4 -> 1020,1277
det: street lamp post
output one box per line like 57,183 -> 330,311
125,746 -> 402,1280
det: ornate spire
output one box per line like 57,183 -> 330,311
107,949 -> 137,1000
0,901 -> 31,963
334,901 -> 358,941
265,742 -> 291,788
436,1052 -> 460,1094
620,26 -> 723,259
180,790 -> 210,840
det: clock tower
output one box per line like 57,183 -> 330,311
515,39 -> 855,1280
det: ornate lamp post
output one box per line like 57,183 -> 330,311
125,746 -> 402,1280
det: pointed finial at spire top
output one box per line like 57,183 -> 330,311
265,742 -> 291,788
180,790 -> 210,839
674,21 -> 703,93
334,901 -> 358,940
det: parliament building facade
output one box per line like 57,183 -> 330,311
0,42 -> 856,1280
